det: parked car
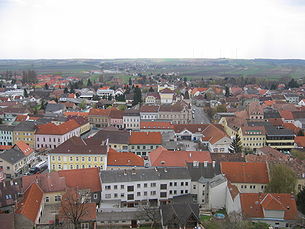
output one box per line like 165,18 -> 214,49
28,161 -> 48,175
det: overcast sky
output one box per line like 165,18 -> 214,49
1,0 -> 305,59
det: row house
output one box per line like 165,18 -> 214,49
0,125 -> 14,146
129,132 -> 162,157
88,108 -> 111,128
123,109 -> 140,130
48,136 -> 108,171
0,141 -> 35,178
87,128 -> 129,152
140,105 -> 159,120
35,119 -> 80,149
99,167 -> 191,209
238,126 -> 266,151
187,161 -> 227,211
13,121 -> 36,148
158,102 -> 192,124
145,92 -> 161,104
67,116 -> 91,135
109,109 -> 124,129
221,161 -> 269,193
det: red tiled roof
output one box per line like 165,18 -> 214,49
107,148 -> 144,167
174,124 -> 209,133
15,141 -> 34,156
149,147 -> 212,167
221,162 -> 269,184
15,115 -> 28,122
240,193 -> 298,220
129,132 -> 162,145
159,88 -> 174,93
58,168 -> 101,192
295,136 -> 305,147
15,183 -> 43,222
0,145 -> 13,151
36,119 -> 80,135
64,111 -> 89,117
88,108 -> 111,116
283,123 -> 302,135
141,121 -> 174,130
201,124 -> 229,144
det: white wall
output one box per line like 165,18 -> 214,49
209,180 -> 227,210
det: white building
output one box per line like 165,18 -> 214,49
123,109 -> 140,130
99,167 -> 191,209
97,87 -> 115,98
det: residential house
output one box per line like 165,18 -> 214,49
0,142 -> 35,178
145,92 -> 161,104
99,167 -> 191,208
173,124 -> 208,141
187,162 -> 227,210
284,93 -> 300,104
140,105 -> 159,120
221,162 -> 269,193
0,125 -> 14,146
88,108 -> 111,128
0,178 -> 22,211
87,128 -> 129,152
97,86 -> 114,98
159,88 -> 174,104
157,84 -> 175,92
201,124 -> 232,153
48,136 -> 108,171
107,148 -> 145,170
158,102 -> 192,124
247,102 -> 264,120
129,132 -> 162,157
13,121 -> 36,148
149,146 -> 212,167
238,126 -> 266,151
45,103 -> 66,115
68,116 -> 91,135
123,109 -> 140,130
1,107 -> 29,124
35,119 -> 80,149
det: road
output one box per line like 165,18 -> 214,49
192,105 -> 210,124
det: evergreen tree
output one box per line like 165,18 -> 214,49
23,89 -> 28,98
44,83 -> 49,90
129,77 -> 132,86
133,86 -> 142,105
64,87 -> 69,94
297,129 -> 304,136
87,79 -> 92,87
229,134 -> 242,153
297,187 -> 305,214
149,87 -> 154,92
225,86 -> 230,97
287,78 -> 299,88
184,91 -> 190,99
70,88 -> 75,94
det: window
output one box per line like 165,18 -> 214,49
121,185 -> 124,189
105,185 -> 111,190
169,190 -> 172,194
76,157 -> 79,161
174,182 -> 177,186
127,186 -> 134,192
45,197 -> 49,202
82,157 -> 84,161
160,192 -> 167,198
137,184 -> 141,188
121,193 -> 124,197
144,191 -> 147,196
185,190 -> 188,194
127,194 -> 134,200
185,182 -> 188,186
55,195 -> 61,201
70,157 -> 73,161
70,165 -> 73,169
81,223 -> 89,229
114,193 -> 118,198
193,185 -> 196,189
150,191 -> 156,195
144,183 -> 148,188
181,190 -> 184,194
181,182 -> 184,186
174,190 -> 177,194
114,185 -> 118,190
137,192 -> 141,196
151,183 -> 156,187
105,194 -> 111,199
160,184 -> 167,190
93,193 -> 98,199
170,182 -> 173,186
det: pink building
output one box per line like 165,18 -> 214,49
35,119 -> 80,149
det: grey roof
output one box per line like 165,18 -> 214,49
87,129 -> 130,145
209,174 -> 227,188
265,126 -> 294,136
97,210 -> 153,221
13,121 -> 36,131
160,202 -> 199,227
0,125 -> 15,132
263,108 -> 281,119
45,103 -> 66,112
0,178 -> 22,208
123,109 -> 140,116
0,148 -> 25,164
101,167 -> 191,183
186,162 -> 221,181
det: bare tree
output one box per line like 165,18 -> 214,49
60,189 -> 90,229
138,206 -> 160,228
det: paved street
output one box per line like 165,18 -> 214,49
192,105 -> 210,124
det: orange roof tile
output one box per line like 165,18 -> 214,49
15,115 -> 28,122
140,121 -> 174,130
58,168 -> 101,192
64,111 -> 89,117
36,119 -> 80,135
295,136 -> 305,147
107,148 -> 144,167
201,124 -> 229,144
88,108 -> 111,116
283,123 -> 302,135
149,147 -> 212,167
15,183 -> 43,222
240,193 -> 298,220
0,145 -> 13,151
15,141 -> 34,156
221,162 -> 269,184
129,132 -> 162,145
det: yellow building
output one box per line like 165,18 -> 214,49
48,136 -> 108,171
219,117 -> 243,137
13,121 -> 36,148
238,126 -> 266,152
